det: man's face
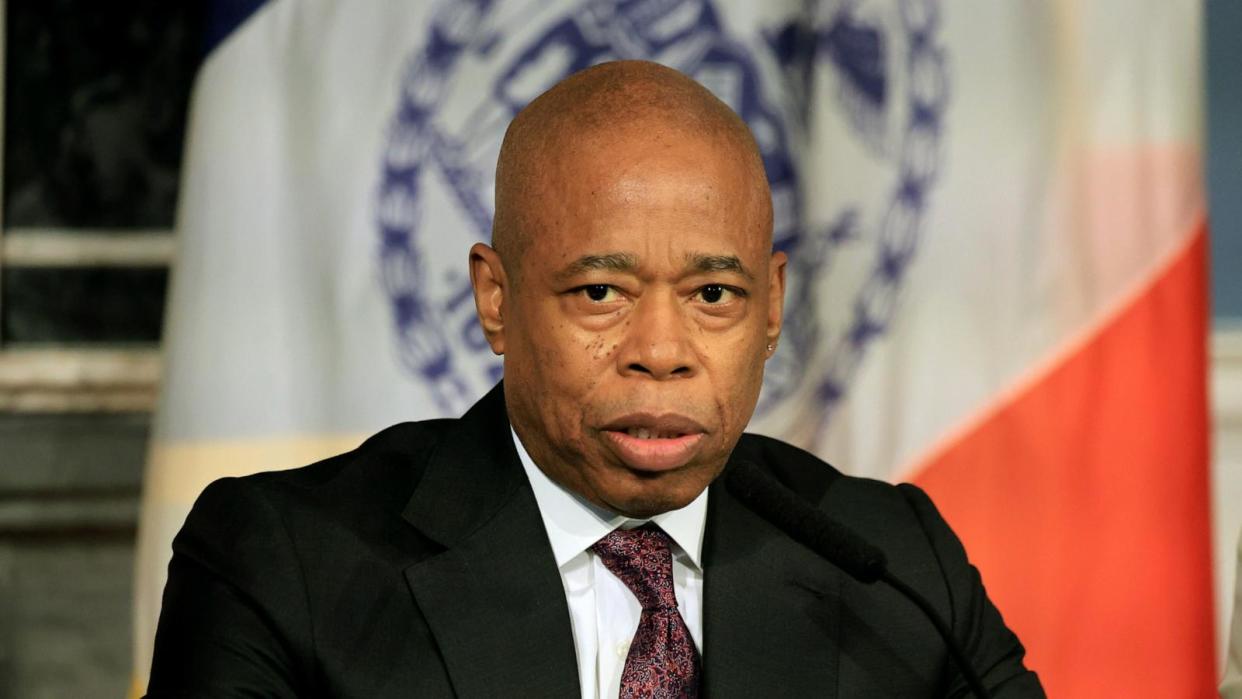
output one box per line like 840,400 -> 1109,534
475,128 -> 785,518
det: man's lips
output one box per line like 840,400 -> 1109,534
599,413 -> 708,472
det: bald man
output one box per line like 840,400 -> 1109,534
147,62 -> 1043,698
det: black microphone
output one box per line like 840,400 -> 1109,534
724,460 -> 993,699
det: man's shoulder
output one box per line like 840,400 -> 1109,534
732,432 -> 935,552
734,432 -> 911,509
174,416 -> 467,584
197,417 -> 459,521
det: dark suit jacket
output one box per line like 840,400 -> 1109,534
147,382 -> 1043,697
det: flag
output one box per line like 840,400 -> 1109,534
133,1 -> 1215,696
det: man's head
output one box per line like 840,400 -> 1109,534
470,60 -> 786,518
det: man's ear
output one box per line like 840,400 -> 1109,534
469,243 -> 508,355
766,250 -> 787,354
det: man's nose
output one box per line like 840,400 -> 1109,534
617,292 -> 697,380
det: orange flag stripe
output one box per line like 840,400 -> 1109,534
911,224 -> 1214,698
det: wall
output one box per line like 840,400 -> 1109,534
0,2 -> 200,696
1208,0 -> 1242,671
1209,0 -> 1242,321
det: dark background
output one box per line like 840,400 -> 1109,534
0,2 -> 203,696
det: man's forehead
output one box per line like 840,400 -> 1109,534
520,144 -> 773,280
526,130 -> 762,213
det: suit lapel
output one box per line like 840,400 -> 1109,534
401,383 -> 580,698
702,461 -> 842,698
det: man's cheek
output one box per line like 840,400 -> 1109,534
724,359 -> 764,426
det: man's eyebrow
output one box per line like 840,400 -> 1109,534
686,253 -> 754,281
556,252 -> 639,278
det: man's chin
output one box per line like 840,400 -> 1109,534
598,470 -> 713,518
607,495 -> 692,519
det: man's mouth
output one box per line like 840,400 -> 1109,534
599,413 -> 708,472
620,427 -> 685,440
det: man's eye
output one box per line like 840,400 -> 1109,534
581,285 -> 618,302
696,284 -> 739,304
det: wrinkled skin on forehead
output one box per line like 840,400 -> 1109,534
470,60 -> 785,518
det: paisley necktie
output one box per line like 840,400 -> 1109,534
592,525 -> 701,698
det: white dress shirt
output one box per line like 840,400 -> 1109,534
512,429 -> 708,699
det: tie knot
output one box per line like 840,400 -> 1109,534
591,525 -> 678,611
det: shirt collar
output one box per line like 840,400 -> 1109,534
512,427 -> 708,571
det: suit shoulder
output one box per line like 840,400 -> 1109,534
734,432 -> 922,525
735,432 -> 905,506
734,432 -> 843,496
206,418 -> 457,514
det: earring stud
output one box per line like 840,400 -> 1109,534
766,343 -> 775,352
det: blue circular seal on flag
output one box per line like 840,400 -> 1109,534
375,0 -> 948,421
